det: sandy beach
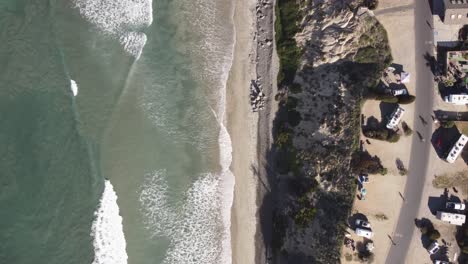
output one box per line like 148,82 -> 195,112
226,0 -> 258,263
227,0 -> 277,263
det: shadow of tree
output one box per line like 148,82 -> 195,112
431,126 -> 462,159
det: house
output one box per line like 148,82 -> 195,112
443,0 -> 468,25
446,134 -> 468,163
436,211 -> 466,225
446,50 -> 468,80
386,106 -> 405,129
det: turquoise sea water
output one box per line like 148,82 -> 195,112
0,0 -> 235,263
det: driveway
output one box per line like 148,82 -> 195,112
384,0 -> 436,263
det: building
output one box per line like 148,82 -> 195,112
446,50 -> 468,80
437,211 -> 466,225
443,0 -> 468,25
386,106 -> 405,129
445,94 -> 468,104
446,134 -> 468,163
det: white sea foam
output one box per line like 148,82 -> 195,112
70,79 -> 78,96
91,180 -> 128,264
137,0 -> 237,262
139,171 -> 223,264
72,0 -> 153,58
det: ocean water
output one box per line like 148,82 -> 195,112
0,0 -> 235,263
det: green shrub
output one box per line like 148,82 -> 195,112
275,0 -> 302,85
294,207 -> 317,227
364,127 -> 400,143
290,83 -> 302,94
351,151 -> 386,175
380,167 -> 387,175
363,128 -> 389,140
402,121 -> 413,136
441,120 -> 455,128
275,131 -> 292,149
397,95 -> 416,104
387,132 -> 400,143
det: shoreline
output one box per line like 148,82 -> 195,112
226,0 -> 277,263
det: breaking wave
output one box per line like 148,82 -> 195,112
139,171 -> 226,264
71,0 -> 153,58
91,180 -> 128,264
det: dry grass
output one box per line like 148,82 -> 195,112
455,121 -> 468,135
433,170 -> 468,197
374,213 -> 388,221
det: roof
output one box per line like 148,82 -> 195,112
386,106 -> 405,129
443,0 -> 468,24
437,211 -> 466,225
444,0 -> 468,10
446,134 -> 468,163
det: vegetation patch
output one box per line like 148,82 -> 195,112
275,0 -> 302,85
354,18 -> 392,70
433,170 -> 468,197
363,127 -> 400,143
351,151 -> 387,175
402,121 -> 413,136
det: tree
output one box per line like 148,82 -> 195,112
420,226 -> 428,235
376,94 -> 398,103
429,229 -> 441,240
402,121 -> 413,136
363,0 -> 379,10
397,95 -> 416,104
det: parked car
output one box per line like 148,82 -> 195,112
355,228 -> 373,239
355,219 -> 371,229
427,241 -> 440,255
446,202 -> 466,210
358,174 -> 369,184
434,260 -> 450,264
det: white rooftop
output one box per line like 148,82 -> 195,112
446,134 -> 468,163
445,94 -> 468,105
386,106 -> 405,129
437,211 -> 466,225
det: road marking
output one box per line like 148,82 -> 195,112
425,41 -> 433,44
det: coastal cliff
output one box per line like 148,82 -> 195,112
260,0 -> 392,262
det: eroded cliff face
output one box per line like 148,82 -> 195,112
270,1 -> 390,263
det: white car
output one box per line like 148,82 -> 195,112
355,228 -> 373,239
427,241 -> 440,255
446,202 -> 466,210
434,261 -> 450,264
355,219 -> 371,228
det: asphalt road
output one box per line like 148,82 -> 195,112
384,1 -> 436,263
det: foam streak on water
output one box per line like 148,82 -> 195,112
91,180 -> 128,264
71,0 -> 153,58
